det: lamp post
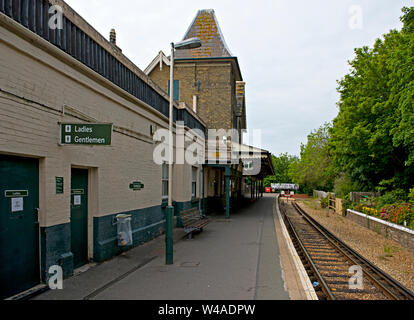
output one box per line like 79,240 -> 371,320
166,37 -> 202,265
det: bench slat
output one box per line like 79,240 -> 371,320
180,207 -> 210,236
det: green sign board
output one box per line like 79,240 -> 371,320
71,189 -> 85,195
129,181 -> 144,191
60,123 -> 112,146
56,177 -> 64,194
5,190 -> 29,198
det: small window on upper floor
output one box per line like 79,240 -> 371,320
168,80 -> 180,101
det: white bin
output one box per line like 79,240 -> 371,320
116,214 -> 133,247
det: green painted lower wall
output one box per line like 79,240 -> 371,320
39,205 -> 167,281
40,223 -> 73,282
40,200 -> 216,282
93,205 -> 166,262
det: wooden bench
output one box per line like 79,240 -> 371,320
180,208 -> 210,239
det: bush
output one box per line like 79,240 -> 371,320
387,203 -> 414,226
376,189 -> 407,210
320,194 -> 330,208
333,173 -> 361,198
409,188 -> 414,205
354,203 -> 363,212
342,198 -> 353,216
362,206 -> 380,218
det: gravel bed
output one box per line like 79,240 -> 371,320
295,199 -> 414,293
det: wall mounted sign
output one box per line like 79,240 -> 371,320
73,195 -> 81,206
60,123 -> 113,146
71,189 -> 85,195
5,190 -> 28,198
11,197 -> 24,213
56,177 -> 64,194
129,181 -> 144,191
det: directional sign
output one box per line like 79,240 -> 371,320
60,123 -> 112,146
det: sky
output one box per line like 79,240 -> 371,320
65,0 -> 412,156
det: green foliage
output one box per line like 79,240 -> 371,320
342,198 -> 353,216
375,189 -> 407,209
320,194 -> 330,208
329,6 -> 414,192
408,188 -> 414,204
288,123 -> 335,194
263,153 -> 298,187
333,173 -> 361,198
387,203 -> 414,226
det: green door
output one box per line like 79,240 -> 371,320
0,155 -> 40,299
70,169 -> 88,269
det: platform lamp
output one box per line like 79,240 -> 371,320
166,37 -> 202,265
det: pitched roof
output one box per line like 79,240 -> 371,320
175,9 -> 233,59
144,51 -> 170,74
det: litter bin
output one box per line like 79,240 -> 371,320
116,214 -> 133,247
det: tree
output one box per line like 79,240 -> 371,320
288,123 -> 335,194
263,153 -> 298,187
329,6 -> 414,192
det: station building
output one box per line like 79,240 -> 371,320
0,2 -> 274,299
0,0 -> 206,299
145,9 -> 274,217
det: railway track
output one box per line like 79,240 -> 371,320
279,199 -> 414,300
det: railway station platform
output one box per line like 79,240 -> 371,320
33,195 -> 308,300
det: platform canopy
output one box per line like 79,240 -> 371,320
205,141 -> 274,177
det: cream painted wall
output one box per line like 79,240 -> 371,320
0,19 -> 205,228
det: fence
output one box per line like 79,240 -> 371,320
313,190 -> 335,199
349,192 -> 381,203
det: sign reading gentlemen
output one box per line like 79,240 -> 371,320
60,123 -> 113,145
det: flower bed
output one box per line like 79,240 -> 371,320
352,203 -> 414,230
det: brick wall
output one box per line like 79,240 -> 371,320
149,61 -> 234,131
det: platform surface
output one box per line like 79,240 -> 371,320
34,195 -> 292,300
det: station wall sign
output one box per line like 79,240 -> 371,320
129,181 -> 144,191
60,123 -> 113,146
56,177 -> 64,194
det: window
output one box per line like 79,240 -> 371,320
167,80 -> 180,101
162,163 -> 169,200
192,167 -> 198,198
193,95 -> 197,113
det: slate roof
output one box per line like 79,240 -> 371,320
175,9 -> 233,59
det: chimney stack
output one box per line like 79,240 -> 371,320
109,28 -> 116,45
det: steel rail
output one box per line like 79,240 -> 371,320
279,201 -> 335,300
292,201 -> 414,300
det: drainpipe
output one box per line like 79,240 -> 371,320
225,166 -> 231,219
